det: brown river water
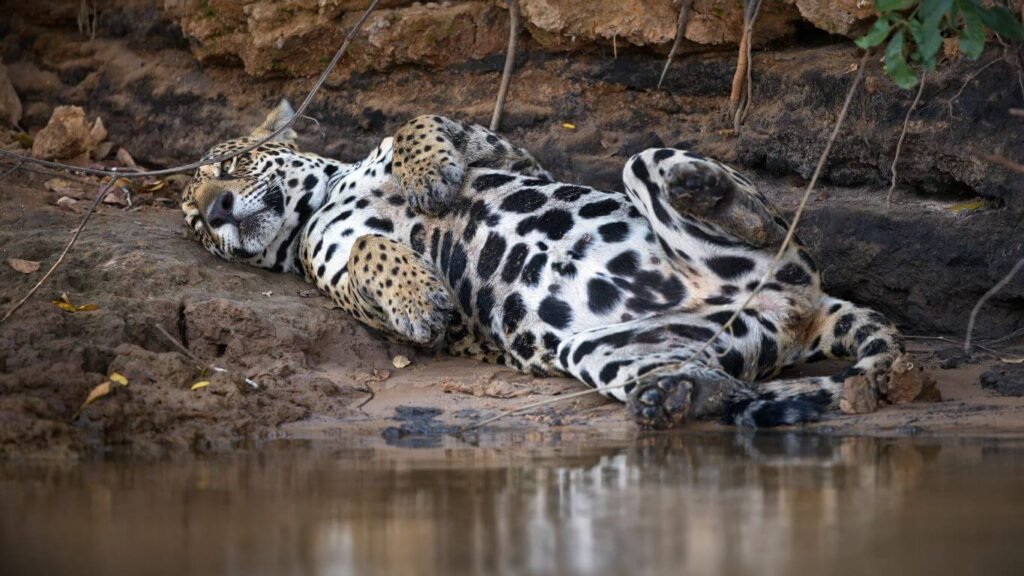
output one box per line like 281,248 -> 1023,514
2,432 -> 1023,576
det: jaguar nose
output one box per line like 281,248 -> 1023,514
206,191 -> 238,228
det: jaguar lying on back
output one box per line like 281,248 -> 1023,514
181,100 -> 911,429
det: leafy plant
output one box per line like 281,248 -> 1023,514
856,0 -> 1024,88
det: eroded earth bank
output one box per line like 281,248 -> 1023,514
1,0 -> 1023,458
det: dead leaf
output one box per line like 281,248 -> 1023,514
1001,357 -> 1024,364
134,179 -> 166,193
562,123 -> 576,130
44,178 -> 87,199
392,355 -> 411,369
190,381 -> 211,391
74,373 -> 128,418
51,293 -> 99,313
7,258 -> 40,274
13,132 -> 34,148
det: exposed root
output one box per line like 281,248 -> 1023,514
886,71 -> 926,206
490,0 -> 521,132
657,0 -> 694,90
965,258 -> 1024,354
731,0 -> 762,131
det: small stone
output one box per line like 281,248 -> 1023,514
885,353 -> 941,404
31,106 -> 94,160
840,374 -> 879,414
980,365 -> 1024,397
94,141 -> 115,160
55,196 -> 80,211
116,147 -> 138,168
0,61 -> 22,127
89,116 -> 107,144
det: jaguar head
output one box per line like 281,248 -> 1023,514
181,100 -> 341,273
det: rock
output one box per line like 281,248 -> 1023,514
788,0 -> 874,37
30,106 -> 96,161
0,61 -> 22,127
520,0 -> 802,50
980,365 -> 1024,397
883,353 -> 941,404
116,147 -> 138,168
936,347 -> 972,370
840,374 -> 879,414
175,1 -> 510,78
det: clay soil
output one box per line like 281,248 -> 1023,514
2,174 -> 1023,459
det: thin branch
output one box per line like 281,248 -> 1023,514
0,161 -> 22,182
905,334 -> 1001,356
490,0 -> 521,132
154,324 -> 259,389
976,152 -> 1024,174
1,179 -> 114,323
946,54 -> 1003,120
0,0 -> 382,179
986,326 -> 1024,346
886,70 -> 926,206
657,0 -> 695,90
466,49 -> 873,431
964,258 -> 1024,353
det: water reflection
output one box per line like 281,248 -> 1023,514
2,433 -> 1024,576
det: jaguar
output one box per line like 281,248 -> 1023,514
181,100 -> 910,429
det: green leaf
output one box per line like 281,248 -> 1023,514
856,16 -> 893,49
919,0 -> 953,26
875,0 -> 916,11
909,16 -> 942,71
884,30 -> 919,89
958,5 -> 985,60
976,7 -> 1024,40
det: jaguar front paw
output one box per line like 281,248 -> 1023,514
387,278 -> 453,348
399,160 -> 464,216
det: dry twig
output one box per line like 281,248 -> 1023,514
657,0 -> 695,90
976,152 -> 1024,173
886,71 -> 926,206
1,179 -> 113,323
490,0 -> 521,132
466,49 -> 873,431
946,54 -> 1004,120
964,258 -> 1024,354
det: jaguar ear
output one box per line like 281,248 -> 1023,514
250,99 -> 298,142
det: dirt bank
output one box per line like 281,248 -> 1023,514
1,3 -> 1023,458
2,171 -> 1023,460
